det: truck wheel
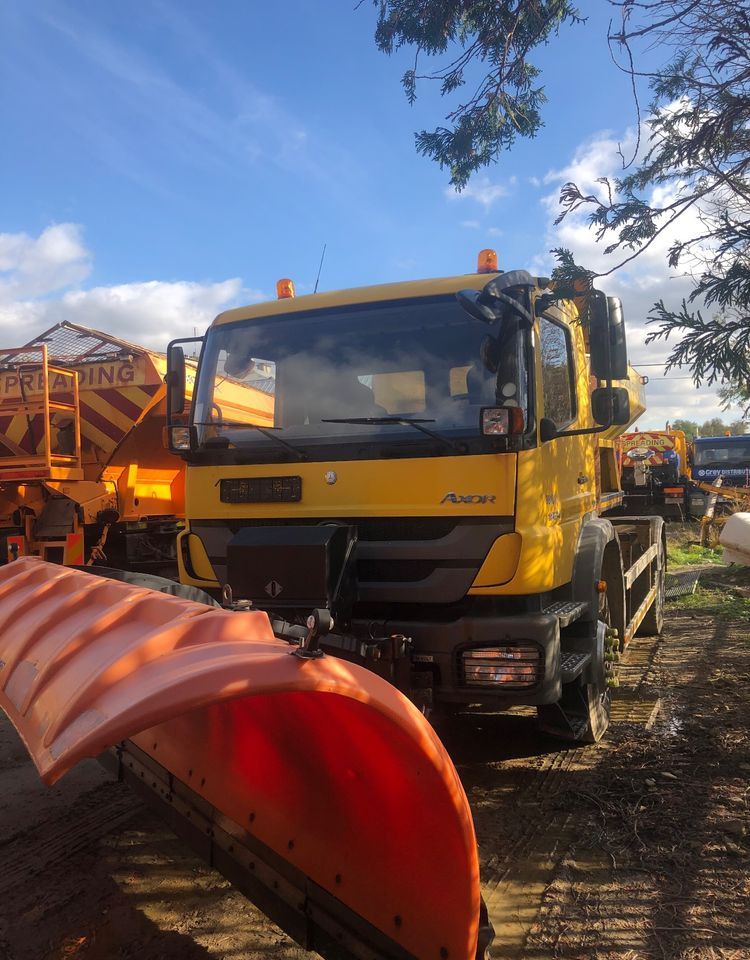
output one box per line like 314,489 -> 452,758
580,668 -> 611,743
537,674 -> 610,744
537,611 -> 611,743
638,533 -> 665,636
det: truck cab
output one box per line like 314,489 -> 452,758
166,254 -> 663,743
689,434 -> 750,518
692,435 -> 750,486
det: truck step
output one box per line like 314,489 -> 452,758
560,650 -> 591,683
543,600 -> 588,628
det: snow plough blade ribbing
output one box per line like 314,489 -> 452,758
0,557 -> 480,960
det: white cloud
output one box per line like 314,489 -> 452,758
0,224 -> 91,300
542,129 -> 633,191
43,279 -> 254,348
446,176 -> 515,210
0,225 -> 262,350
461,220 -> 481,229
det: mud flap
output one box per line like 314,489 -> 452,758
0,558 -> 481,960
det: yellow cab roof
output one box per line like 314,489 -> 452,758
212,271 -> 509,328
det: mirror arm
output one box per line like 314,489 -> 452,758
488,290 -> 534,327
557,375 -> 629,437
553,422 -> 611,439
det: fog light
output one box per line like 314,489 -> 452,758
461,644 -> 542,688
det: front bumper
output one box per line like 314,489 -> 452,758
361,612 -> 562,706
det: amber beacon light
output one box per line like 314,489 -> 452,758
276,278 -> 296,299
477,248 -> 499,273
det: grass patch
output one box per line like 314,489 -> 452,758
667,563 -> 750,622
672,586 -> 750,622
667,542 -> 723,566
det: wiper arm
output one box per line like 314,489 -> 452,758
195,422 -> 307,461
321,417 -> 465,453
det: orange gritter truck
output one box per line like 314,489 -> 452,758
0,321 -> 272,571
616,429 -> 690,518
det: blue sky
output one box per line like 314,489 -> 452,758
0,0 -> 739,428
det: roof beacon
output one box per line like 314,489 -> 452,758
276,278 -> 296,300
477,248 -> 499,274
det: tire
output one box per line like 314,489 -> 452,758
537,620 -> 611,744
638,533 -> 665,636
538,538 -> 623,744
476,896 -> 495,960
579,671 -> 611,744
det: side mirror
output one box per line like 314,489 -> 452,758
588,291 -> 609,380
589,292 -> 629,380
167,343 -> 186,417
607,297 -> 628,379
540,417 -> 558,442
592,387 -> 630,426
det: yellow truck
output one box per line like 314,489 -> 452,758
166,253 -> 665,743
0,254 -> 667,960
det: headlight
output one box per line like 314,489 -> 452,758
166,425 -> 191,451
481,407 -> 525,435
461,644 -> 542,688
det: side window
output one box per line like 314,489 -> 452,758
540,317 -> 576,429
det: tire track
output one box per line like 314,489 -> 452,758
472,632 -> 665,957
0,783 -> 142,896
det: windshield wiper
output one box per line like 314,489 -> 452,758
195,422 -> 307,461
321,417 -> 465,453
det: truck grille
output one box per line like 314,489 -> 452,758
191,516 -> 513,605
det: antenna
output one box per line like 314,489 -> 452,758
313,243 -> 327,294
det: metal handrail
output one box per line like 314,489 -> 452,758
0,345 -> 82,476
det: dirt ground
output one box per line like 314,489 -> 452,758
1,569 -> 748,960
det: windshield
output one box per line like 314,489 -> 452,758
192,295 -> 529,460
694,441 -> 750,465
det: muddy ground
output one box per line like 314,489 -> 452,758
1,569 -> 748,960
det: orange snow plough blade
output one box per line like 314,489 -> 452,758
0,557 -> 481,960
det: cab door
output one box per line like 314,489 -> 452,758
536,309 -> 597,562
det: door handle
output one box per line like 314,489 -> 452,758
577,474 -> 589,485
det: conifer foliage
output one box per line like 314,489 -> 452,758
373,1 -> 750,397
373,1 -> 583,188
